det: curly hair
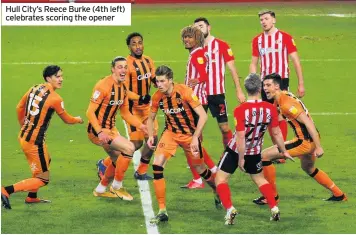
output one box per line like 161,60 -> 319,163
180,25 -> 204,48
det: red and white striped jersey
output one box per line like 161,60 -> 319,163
185,47 -> 208,105
204,37 -> 235,95
228,100 -> 279,155
252,29 -> 297,79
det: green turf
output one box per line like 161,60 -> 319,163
2,2 -> 356,234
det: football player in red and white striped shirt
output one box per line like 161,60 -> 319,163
194,17 -> 246,148
180,25 -> 218,189
249,10 -> 305,162
215,73 -> 292,225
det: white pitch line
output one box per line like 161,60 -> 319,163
311,112 -> 356,116
2,58 -> 356,65
123,121 -> 159,235
154,112 -> 356,118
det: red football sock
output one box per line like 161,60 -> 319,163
216,183 -> 232,209
263,162 -> 278,197
259,183 -> 277,208
202,147 -> 216,169
187,156 -> 201,180
101,163 -> 115,186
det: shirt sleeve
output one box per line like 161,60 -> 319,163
184,87 -> 201,108
252,37 -> 259,57
90,83 -> 106,105
285,34 -> 297,54
280,97 -> 303,120
150,92 -> 160,113
52,95 -> 65,115
221,41 -> 235,62
191,53 -> 208,83
234,107 -> 245,131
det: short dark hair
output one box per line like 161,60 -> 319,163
258,10 -> 276,18
244,73 -> 261,95
111,56 -> 126,67
194,17 -> 210,25
155,65 -> 173,80
263,73 -> 282,86
43,65 -> 61,81
126,32 -> 143,46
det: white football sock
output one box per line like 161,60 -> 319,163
193,178 -> 203,184
95,183 -> 107,193
111,179 -> 123,190
210,166 -> 218,174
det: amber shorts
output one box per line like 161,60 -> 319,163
88,127 -> 120,152
19,138 -> 51,176
125,105 -> 158,141
154,130 -> 204,165
279,138 -> 315,158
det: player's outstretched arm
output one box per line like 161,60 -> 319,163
236,130 -> 246,172
271,126 -> 294,162
290,52 -> 305,98
296,112 -> 324,158
120,100 -> 147,134
58,111 -> 83,124
226,60 -> 245,103
16,91 -> 29,126
249,56 -> 259,74
147,111 -> 157,150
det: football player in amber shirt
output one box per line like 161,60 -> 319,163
87,56 -> 147,201
146,65 -> 221,224
1,65 -> 83,210
96,32 -> 158,181
252,73 -> 346,205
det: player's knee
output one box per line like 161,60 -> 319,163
35,172 -> 50,185
125,142 -> 135,155
199,168 -> 212,180
301,161 -> 314,174
152,165 -> 164,179
215,171 -> 227,186
218,122 -> 230,133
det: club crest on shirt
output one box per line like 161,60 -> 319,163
176,98 -> 182,104
93,90 -> 101,100
289,106 -> 298,115
228,48 -> 233,56
197,57 -> 204,64
276,39 -> 282,44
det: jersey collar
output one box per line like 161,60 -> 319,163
246,99 -> 262,103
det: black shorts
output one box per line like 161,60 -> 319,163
203,94 -> 228,123
262,78 -> 289,103
217,147 -> 263,175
